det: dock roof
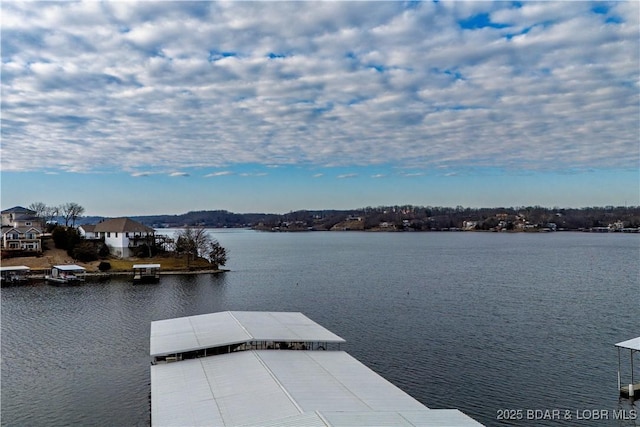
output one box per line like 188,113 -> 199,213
52,264 -> 86,271
0,266 -> 30,272
151,350 -> 482,426
616,337 -> 640,351
133,264 -> 161,269
150,311 -> 346,357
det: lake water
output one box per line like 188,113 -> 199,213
2,231 -> 639,426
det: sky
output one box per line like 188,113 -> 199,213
1,1 -> 639,217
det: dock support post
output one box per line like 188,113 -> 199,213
618,347 -> 621,392
632,349 -> 635,386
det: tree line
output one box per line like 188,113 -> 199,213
127,205 -> 640,231
23,202 -> 640,231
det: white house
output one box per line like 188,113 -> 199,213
78,224 -> 98,239
91,217 -> 155,258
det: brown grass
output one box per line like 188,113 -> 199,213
1,248 -> 216,273
105,254 -> 213,272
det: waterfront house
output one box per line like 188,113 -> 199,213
1,206 -> 38,227
78,224 -> 98,240
1,206 -> 43,252
463,220 -> 478,230
91,217 -> 155,258
2,226 -> 43,252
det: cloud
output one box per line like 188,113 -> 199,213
337,173 -> 358,179
371,174 -> 386,179
204,171 -> 234,177
312,173 -> 324,178
169,172 -> 189,177
1,1 -> 637,175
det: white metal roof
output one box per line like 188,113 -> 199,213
151,350 -> 482,427
150,311 -> 345,357
0,266 -> 30,272
52,264 -> 86,271
615,337 -> 640,351
133,264 -> 161,269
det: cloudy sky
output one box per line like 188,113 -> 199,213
2,1 -> 638,216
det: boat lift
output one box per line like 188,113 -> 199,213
616,337 -> 640,400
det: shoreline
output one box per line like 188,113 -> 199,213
1,246 -> 226,274
9,268 -> 229,285
2,247 -> 229,283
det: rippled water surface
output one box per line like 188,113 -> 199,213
2,231 -> 639,426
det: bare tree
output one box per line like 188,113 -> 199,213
28,202 -> 61,229
27,202 -> 47,227
43,205 -> 60,225
174,226 -> 228,269
60,202 -> 85,227
27,201 -> 46,217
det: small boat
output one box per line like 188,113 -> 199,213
46,264 -> 86,285
133,263 -> 161,284
0,266 -> 31,286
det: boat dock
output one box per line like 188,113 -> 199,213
133,263 -> 161,284
0,266 -> 31,286
616,337 -> 640,400
45,264 -> 86,285
150,311 -> 482,426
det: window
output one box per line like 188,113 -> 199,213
115,232 -> 118,238
107,232 -> 111,238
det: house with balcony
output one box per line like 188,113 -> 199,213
90,217 -> 155,258
1,206 -> 43,252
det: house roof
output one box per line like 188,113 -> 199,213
93,217 -> 154,233
79,224 -> 96,232
2,226 -> 42,235
1,206 -> 36,215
